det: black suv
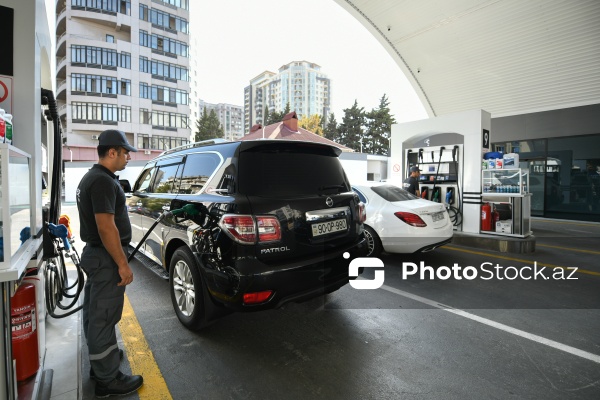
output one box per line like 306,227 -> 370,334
127,139 -> 366,330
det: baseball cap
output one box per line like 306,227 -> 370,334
410,166 -> 421,173
98,129 -> 138,152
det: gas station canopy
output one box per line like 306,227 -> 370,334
334,0 -> 600,118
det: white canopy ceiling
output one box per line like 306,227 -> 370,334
334,0 -> 600,118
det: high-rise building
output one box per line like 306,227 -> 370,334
198,100 -> 244,141
244,61 -> 331,132
55,0 -> 191,162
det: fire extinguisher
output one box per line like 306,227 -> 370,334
11,282 -> 40,381
492,206 -> 500,231
481,203 -> 492,231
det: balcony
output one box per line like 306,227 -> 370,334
70,5 -> 130,31
56,32 -> 67,58
56,80 -> 67,101
58,104 -> 67,119
56,8 -> 67,37
56,56 -> 68,79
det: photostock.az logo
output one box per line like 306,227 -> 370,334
345,252 -> 385,290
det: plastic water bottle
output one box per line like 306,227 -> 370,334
4,114 -> 13,145
0,109 -> 6,143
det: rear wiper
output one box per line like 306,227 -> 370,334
318,184 -> 346,192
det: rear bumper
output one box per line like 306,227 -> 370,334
204,237 -> 367,312
381,224 -> 453,254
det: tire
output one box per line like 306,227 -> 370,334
169,247 -> 207,331
364,225 -> 383,257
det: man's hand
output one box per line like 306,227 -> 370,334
95,213 -> 134,287
117,263 -> 134,286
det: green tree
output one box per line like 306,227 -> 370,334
365,94 -> 396,155
266,109 -> 283,125
338,100 -> 366,152
264,106 -> 270,126
195,107 -> 224,142
323,113 -> 339,142
298,114 -> 323,135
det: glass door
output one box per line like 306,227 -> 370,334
525,159 -> 546,217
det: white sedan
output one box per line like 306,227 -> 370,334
352,183 -> 454,257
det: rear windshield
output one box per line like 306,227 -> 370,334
371,185 -> 418,202
238,145 -> 349,197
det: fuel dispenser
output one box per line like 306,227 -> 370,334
390,109 -> 495,235
0,1 -> 63,398
404,143 -> 464,228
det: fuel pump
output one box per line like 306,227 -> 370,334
402,143 -> 463,228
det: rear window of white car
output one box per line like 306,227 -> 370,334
371,185 -> 418,202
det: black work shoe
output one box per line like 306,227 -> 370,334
95,372 -> 143,398
89,349 -> 124,380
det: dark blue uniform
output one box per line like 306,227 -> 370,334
403,176 -> 420,195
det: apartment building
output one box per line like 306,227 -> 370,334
56,0 -> 191,162
198,100 -> 244,141
243,61 -> 331,132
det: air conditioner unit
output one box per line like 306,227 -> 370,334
91,135 -> 99,140
144,150 -> 151,155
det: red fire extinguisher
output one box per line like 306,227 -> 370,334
481,203 -> 492,231
11,282 -> 40,381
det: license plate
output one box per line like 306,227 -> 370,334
312,218 -> 348,237
432,212 -> 444,222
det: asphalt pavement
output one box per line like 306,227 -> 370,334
56,204 -> 600,400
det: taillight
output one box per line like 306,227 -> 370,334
358,202 -> 367,223
219,215 -> 282,244
257,216 -> 281,242
394,212 -> 427,227
243,290 -> 274,305
219,215 -> 256,243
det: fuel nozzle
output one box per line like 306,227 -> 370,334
167,203 -> 201,218
446,188 -> 453,205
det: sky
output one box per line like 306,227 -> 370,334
191,0 -> 428,123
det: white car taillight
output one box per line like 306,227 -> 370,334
219,215 -> 282,244
394,212 -> 427,227
358,202 -> 367,223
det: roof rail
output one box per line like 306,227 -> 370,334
159,138 -> 230,156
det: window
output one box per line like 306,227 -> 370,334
153,163 -> 182,194
138,134 -> 150,149
119,52 -> 131,69
371,185 -> 418,201
106,35 -> 115,43
71,45 -> 127,68
139,83 -> 149,99
71,102 -> 129,122
135,167 -> 156,193
178,153 -> 222,194
119,106 -> 131,122
138,30 -> 189,57
238,144 -> 349,197
120,79 -> 130,96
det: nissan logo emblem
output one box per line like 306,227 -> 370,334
326,197 -> 334,207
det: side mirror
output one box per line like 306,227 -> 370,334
119,179 -> 132,193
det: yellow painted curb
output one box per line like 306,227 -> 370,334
119,294 -> 173,400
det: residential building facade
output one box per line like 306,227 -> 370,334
243,61 -> 331,132
56,0 -> 191,162
198,100 -> 244,141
